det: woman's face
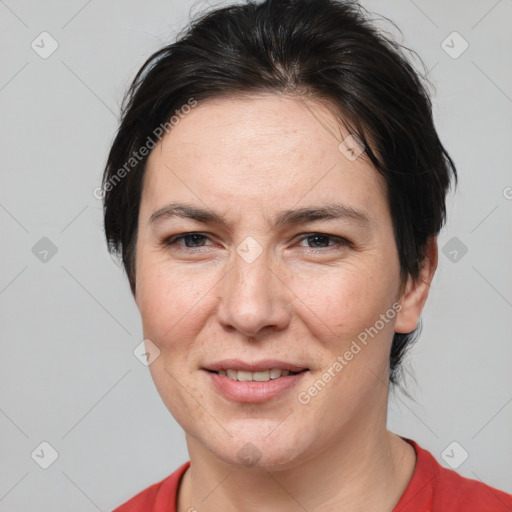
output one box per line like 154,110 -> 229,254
134,94 -> 415,469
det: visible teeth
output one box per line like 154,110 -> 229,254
219,368 -> 294,381
237,370 -> 252,382
226,369 -> 238,380
253,370 -> 270,381
270,368 -> 289,379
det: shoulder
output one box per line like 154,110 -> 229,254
394,438 -> 512,512
112,461 -> 190,512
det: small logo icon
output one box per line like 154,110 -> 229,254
236,442 -> 262,466
32,237 -> 58,263
441,441 -> 469,469
441,32 -> 468,59
133,339 -> 161,366
338,134 -> 365,161
442,236 -> 468,263
236,236 -> 263,264
31,441 -> 59,469
31,32 -> 59,59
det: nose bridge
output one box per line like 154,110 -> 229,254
217,248 -> 290,337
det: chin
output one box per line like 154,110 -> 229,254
205,425 -> 312,471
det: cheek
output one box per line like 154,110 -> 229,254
135,250 -> 219,355
289,258 -> 399,342
135,259 -> 217,413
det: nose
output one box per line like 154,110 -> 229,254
216,250 -> 292,338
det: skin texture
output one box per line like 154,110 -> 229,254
134,93 -> 437,511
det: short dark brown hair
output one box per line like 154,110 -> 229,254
101,0 -> 457,386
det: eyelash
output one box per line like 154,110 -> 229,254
162,232 -> 350,253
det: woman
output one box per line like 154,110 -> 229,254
102,0 -> 512,510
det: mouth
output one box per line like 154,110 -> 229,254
205,368 -> 308,382
202,359 -> 309,402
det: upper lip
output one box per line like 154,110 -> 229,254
203,359 -> 308,373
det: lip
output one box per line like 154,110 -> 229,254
205,369 -> 308,403
203,359 -> 308,373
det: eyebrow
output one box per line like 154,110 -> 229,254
149,202 -> 369,229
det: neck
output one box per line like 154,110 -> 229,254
177,409 -> 416,512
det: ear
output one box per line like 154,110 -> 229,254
394,237 -> 438,334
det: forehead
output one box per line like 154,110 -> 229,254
142,93 -> 388,221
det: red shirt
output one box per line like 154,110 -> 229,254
113,438 -> 512,511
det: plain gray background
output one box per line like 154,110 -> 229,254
0,0 -> 511,510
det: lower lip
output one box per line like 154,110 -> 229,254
205,370 -> 308,403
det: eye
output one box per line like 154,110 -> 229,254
163,232 -> 214,249
297,233 -> 349,250
161,232 -> 349,254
